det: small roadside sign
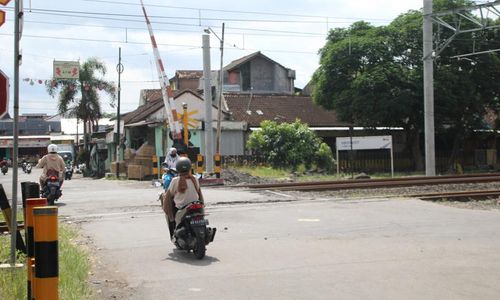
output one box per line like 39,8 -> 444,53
53,60 -> 80,79
0,0 -> 10,28
0,69 -> 9,118
0,10 -> 5,27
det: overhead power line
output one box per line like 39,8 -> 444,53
1,7 -> 329,36
3,18 -> 327,38
80,0 -> 392,22
0,33 -> 318,54
25,8 -> 334,24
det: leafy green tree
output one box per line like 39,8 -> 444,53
313,0 -> 500,171
247,119 -> 332,170
47,58 -> 116,151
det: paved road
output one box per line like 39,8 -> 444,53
2,169 -> 500,299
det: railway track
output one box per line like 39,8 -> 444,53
242,173 -> 500,191
409,189 -> 500,201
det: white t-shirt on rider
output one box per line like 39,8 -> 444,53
167,176 -> 200,209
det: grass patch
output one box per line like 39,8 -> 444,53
235,165 -> 292,179
232,164 -> 427,182
0,224 -> 93,300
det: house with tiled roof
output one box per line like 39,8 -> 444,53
222,51 -> 295,95
118,89 -> 246,164
223,93 -> 361,151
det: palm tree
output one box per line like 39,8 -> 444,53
47,58 -> 116,153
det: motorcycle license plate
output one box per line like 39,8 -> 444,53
190,219 -> 208,226
48,182 -> 60,187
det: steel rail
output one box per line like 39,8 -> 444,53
241,172 -> 500,189
409,189 -> 500,201
244,174 -> 500,191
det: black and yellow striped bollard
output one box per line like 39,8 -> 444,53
152,155 -> 159,178
33,206 -> 59,300
26,198 -> 48,300
196,154 -> 204,174
214,153 -> 222,178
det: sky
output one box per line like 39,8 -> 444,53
0,0 -> 426,117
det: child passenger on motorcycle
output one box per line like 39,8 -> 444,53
162,157 -> 204,239
36,144 -> 66,187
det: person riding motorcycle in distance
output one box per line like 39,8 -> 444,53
36,144 -> 66,187
163,157 -> 204,239
0,158 -> 8,168
164,147 -> 180,170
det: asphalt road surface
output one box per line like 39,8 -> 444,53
2,168 -> 500,299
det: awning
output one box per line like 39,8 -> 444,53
125,120 -> 159,128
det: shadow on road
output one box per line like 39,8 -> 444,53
164,250 -> 220,266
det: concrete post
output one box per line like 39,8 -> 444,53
202,34 -> 214,173
423,0 -> 436,176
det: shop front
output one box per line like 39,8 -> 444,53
0,136 -> 51,163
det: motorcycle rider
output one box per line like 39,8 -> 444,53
36,144 -> 66,187
0,158 -> 8,168
164,147 -> 179,170
162,157 -> 203,239
21,158 -> 26,170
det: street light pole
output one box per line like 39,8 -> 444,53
205,24 -> 225,155
116,47 -> 124,178
216,23 -> 224,155
10,0 -> 21,266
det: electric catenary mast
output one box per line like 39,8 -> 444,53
140,0 -> 182,140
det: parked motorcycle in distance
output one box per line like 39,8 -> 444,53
1,165 -> 7,175
65,163 -> 73,180
172,201 -> 216,259
41,169 -> 62,206
22,162 -> 32,174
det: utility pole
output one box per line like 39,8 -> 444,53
116,47 -> 123,178
215,23 -> 225,155
202,34 -> 214,173
10,0 -> 21,265
423,0 -> 436,176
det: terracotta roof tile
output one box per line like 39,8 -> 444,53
224,93 -> 350,127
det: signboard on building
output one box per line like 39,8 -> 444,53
53,60 -> 80,79
0,137 -> 50,148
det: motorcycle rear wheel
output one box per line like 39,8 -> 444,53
193,239 -> 206,259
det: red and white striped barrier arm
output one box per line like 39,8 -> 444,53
140,0 -> 182,139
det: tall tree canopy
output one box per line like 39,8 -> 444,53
312,0 -> 500,171
47,58 -> 116,150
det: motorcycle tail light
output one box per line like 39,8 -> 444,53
188,203 -> 204,210
50,176 -> 57,181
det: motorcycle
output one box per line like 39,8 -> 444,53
162,164 -> 177,190
172,201 -> 216,259
1,165 -> 7,175
64,163 -> 73,180
22,162 -> 32,174
26,163 -> 32,174
41,169 -> 62,206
